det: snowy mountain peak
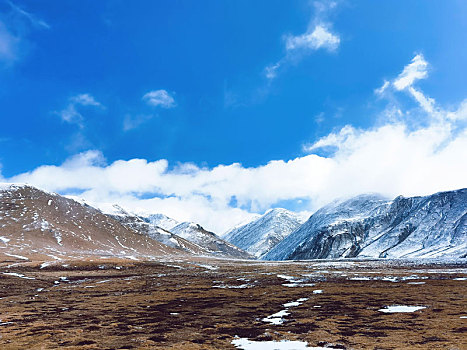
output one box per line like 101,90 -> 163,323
144,213 -> 179,231
170,221 -> 252,259
264,188 -> 467,261
223,208 -> 307,258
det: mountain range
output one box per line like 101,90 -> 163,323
264,189 -> 467,260
1,183 -> 465,262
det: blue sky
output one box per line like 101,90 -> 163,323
1,1 -> 466,232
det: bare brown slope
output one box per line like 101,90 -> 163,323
0,184 -> 182,262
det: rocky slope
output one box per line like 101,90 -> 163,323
223,208 -> 307,258
0,184 -> 180,262
170,221 -> 252,259
106,205 -> 211,256
107,206 -> 252,259
264,189 -> 467,260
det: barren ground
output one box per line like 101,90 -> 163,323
0,257 -> 466,349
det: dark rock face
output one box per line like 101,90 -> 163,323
264,189 -> 467,260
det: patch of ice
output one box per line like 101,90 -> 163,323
378,305 -> 426,313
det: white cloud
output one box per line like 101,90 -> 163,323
374,80 -> 390,96
393,54 -> 428,90
376,54 -> 435,114
286,25 -> 340,52
265,1 -> 340,80
142,90 -> 176,108
4,56 -> 467,234
56,93 -> 103,127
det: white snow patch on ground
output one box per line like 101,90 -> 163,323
283,298 -> 308,308
197,264 -> 219,270
453,277 -> 467,281
313,290 -> 323,294
407,281 -> 426,285
262,309 -> 290,325
277,274 -> 297,281
283,282 -> 315,288
124,255 -> 139,261
460,316 -> 467,319
5,253 -> 29,260
213,284 -> 252,289
0,236 -> 10,243
262,297 -> 309,325
54,231 -> 63,246
40,262 -> 54,269
378,305 -> 426,313
232,338 -> 326,350
2,272 -> 35,280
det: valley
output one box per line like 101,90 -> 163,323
0,257 -> 465,349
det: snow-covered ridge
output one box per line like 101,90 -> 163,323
224,208 -> 308,258
264,189 -> 467,260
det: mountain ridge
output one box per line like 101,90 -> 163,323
264,188 -> 467,260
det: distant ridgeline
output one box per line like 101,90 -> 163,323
0,183 -> 466,261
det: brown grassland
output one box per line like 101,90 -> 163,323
0,258 -> 466,349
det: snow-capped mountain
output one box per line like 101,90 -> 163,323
170,222 -> 252,259
106,206 -> 251,259
264,189 -> 467,260
0,184 -> 180,261
106,205 -> 211,256
144,213 -> 179,231
223,208 -> 308,258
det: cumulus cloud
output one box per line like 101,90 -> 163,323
265,1 -> 340,80
142,90 -> 176,108
3,55 -> 467,233
56,93 -> 103,127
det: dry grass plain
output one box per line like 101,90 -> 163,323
0,257 -> 465,349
